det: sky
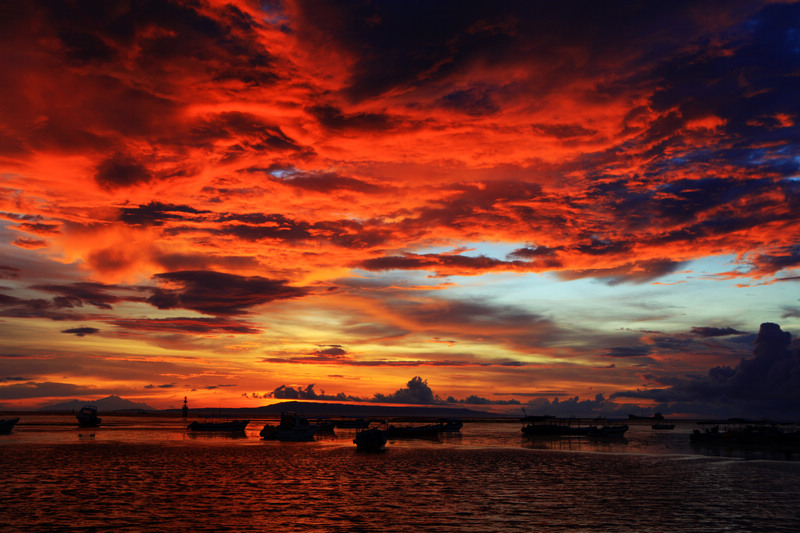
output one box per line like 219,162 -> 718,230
1,0 -> 799,418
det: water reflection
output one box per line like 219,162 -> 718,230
522,434 -> 630,453
185,431 -> 248,441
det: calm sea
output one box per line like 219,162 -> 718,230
1,415 -> 799,532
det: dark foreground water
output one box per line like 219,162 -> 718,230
2,416 -> 799,532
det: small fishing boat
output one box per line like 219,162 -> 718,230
311,418 -> 336,432
76,406 -> 101,427
438,418 -> 463,432
652,423 -> 676,430
260,412 -> 319,441
690,419 -> 800,448
335,418 -> 370,429
186,419 -> 249,432
521,415 -> 591,436
588,424 -> 629,438
354,427 -> 388,451
0,417 -> 20,434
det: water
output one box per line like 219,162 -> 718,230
2,415 -> 799,532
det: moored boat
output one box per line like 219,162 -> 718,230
0,417 -> 20,434
690,419 -> 800,448
652,423 -> 676,430
335,418 -> 370,429
187,419 -> 249,432
311,418 -> 336,432
260,412 -> 319,441
588,424 -> 629,438
76,406 -> 101,427
521,415 -> 591,436
438,418 -> 463,432
354,427 -> 388,451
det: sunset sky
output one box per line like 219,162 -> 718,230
1,0 -> 799,418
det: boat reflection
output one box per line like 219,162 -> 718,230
522,434 -> 629,453
185,431 -> 249,440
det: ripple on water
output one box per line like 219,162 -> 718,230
1,442 -> 800,532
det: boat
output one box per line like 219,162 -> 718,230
335,418 -> 370,429
260,412 -> 319,441
629,412 -> 664,421
386,423 -> 442,438
76,406 -> 101,427
186,419 -> 249,432
353,427 -> 388,451
0,417 -> 20,434
438,418 -> 463,432
690,419 -> 800,448
311,418 -> 336,432
521,415 -> 592,436
588,424 -> 629,438
652,423 -> 676,430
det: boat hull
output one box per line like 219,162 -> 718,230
0,417 -> 20,434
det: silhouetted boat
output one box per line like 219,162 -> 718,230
335,418 -> 370,429
386,423 -> 442,438
76,406 -> 101,427
186,419 -> 249,432
521,415 -> 592,436
652,423 -> 676,430
311,418 -> 336,431
690,419 -> 800,448
629,412 -> 664,420
260,412 -> 319,441
588,424 -> 629,438
354,427 -> 388,451
438,418 -> 463,432
0,417 -> 20,433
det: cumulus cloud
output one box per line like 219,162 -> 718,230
373,376 -> 440,404
612,322 -> 800,419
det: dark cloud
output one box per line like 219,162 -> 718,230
189,112 -> 308,156
308,105 -> 398,132
147,270 -> 308,316
691,326 -> 745,338
438,86 -> 500,116
373,376 -> 440,404
268,169 -> 386,194
291,1 -> 742,102
31,282 -> 123,310
558,259 -> 685,285
95,153 -> 152,189
531,123 -> 598,139
357,252 -> 525,276
120,201 -> 208,227
269,383 -> 355,402
0,381 -> 96,400
111,317 -> 262,335
0,265 -> 20,279
12,238 -> 48,249
613,322 -> 800,419
447,395 -> 521,406
525,394 -> 632,418
602,346 -> 652,358
61,327 -> 100,337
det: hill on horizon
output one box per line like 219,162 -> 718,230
167,400 -> 505,419
38,395 -> 156,412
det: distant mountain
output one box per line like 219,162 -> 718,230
38,395 -> 156,412
166,400 -> 504,419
